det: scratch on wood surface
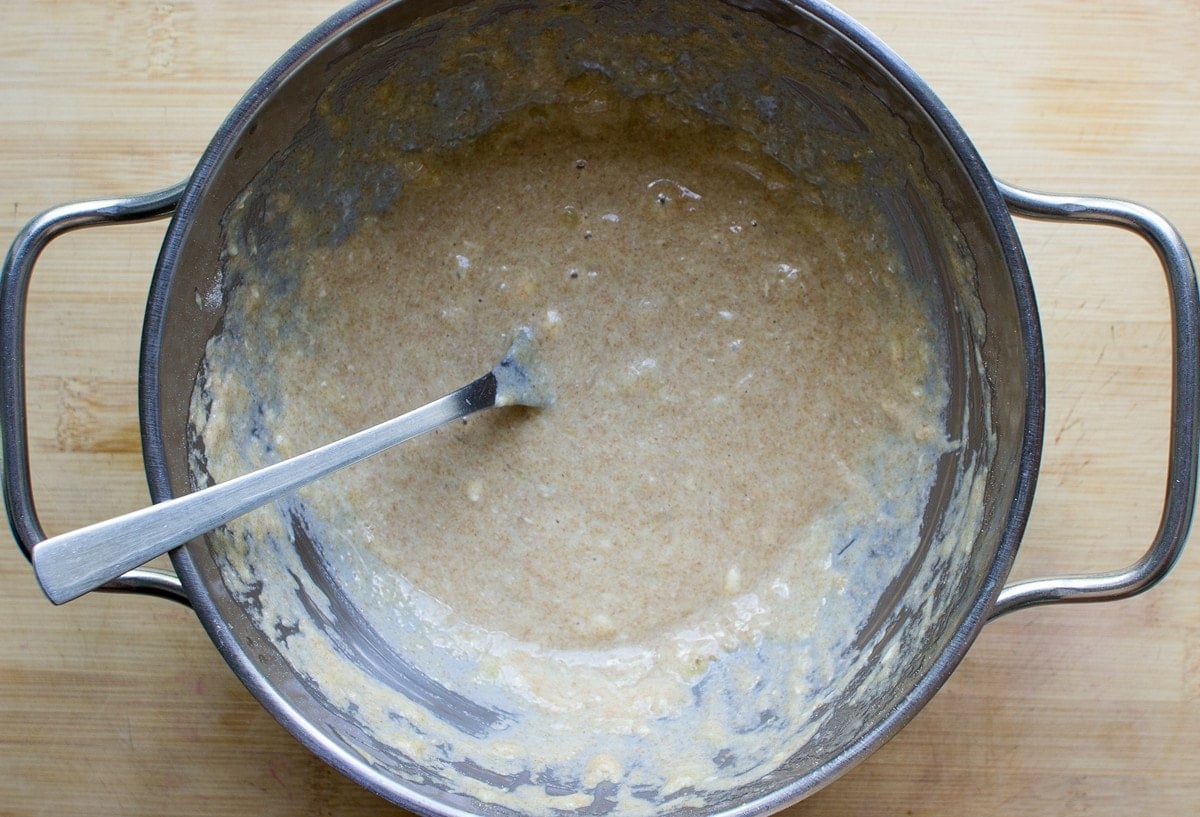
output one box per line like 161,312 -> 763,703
1053,393 -> 1085,446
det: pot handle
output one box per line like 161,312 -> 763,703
1,182 -> 191,605
990,181 -> 1200,618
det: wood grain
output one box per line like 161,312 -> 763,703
1,1 -> 1197,815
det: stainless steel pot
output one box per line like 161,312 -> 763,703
3,0 -> 1197,814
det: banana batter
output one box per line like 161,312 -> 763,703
189,11 -> 964,813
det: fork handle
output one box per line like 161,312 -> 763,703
32,372 -> 498,605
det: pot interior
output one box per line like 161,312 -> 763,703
143,0 -> 1034,814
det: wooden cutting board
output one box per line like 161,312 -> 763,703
1,1 -> 1196,814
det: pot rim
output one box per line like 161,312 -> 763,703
138,0 -> 1045,813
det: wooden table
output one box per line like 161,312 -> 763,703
2,2 -> 1196,814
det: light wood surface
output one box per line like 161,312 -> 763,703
2,1 -> 1197,814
